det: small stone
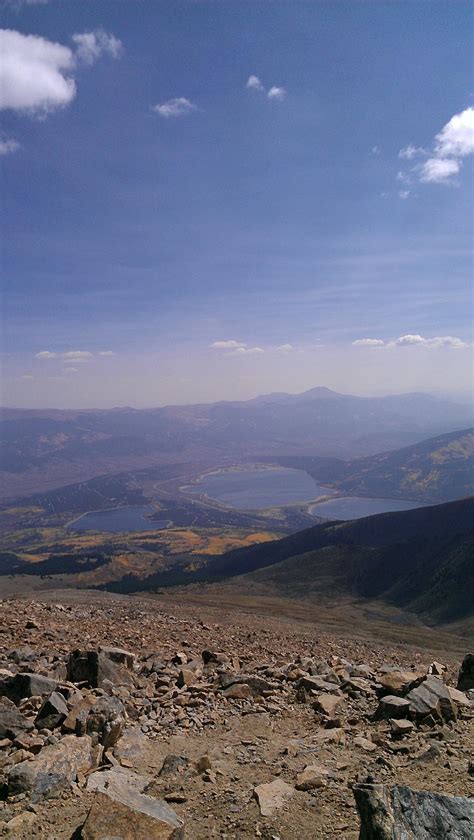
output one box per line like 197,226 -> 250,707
295,764 -> 328,791
254,778 -> 295,816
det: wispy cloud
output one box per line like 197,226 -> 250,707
398,144 -> 425,160
267,86 -> 286,101
276,343 -> 294,352
232,346 -> 264,355
246,75 -> 264,92
151,97 -> 197,118
72,29 -> 123,65
35,350 -> 57,359
0,136 -> 20,155
246,75 -> 286,101
210,340 -> 246,350
35,349 -> 95,362
99,350 -> 115,356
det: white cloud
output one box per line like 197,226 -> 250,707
419,157 -> 460,184
434,107 -> 474,159
64,366 -> 79,373
0,27 -> 122,117
246,75 -> 264,92
62,350 -> 93,361
398,189 -> 410,200
398,144 -> 425,160
267,86 -> 286,101
389,334 -> 467,349
0,28 -> 76,114
352,338 -> 385,347
210,340 -> 246,350
99,350 -> 115,356
72,29 -> 123,65
35,350 -> 56,359
371,145 -> 381,156
152,97 -> 197,118
232,346 -> 264,355
277,343 -> 294,352
0,136 -> 19,155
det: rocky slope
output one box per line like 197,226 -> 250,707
0,593 -> 472,838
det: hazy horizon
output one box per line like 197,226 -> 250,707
1,1 -> 473,409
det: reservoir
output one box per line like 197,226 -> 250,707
183,466 -> 327,510
68,506 -> 171,533
310,496 -> 426,521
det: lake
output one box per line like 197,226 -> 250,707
310,496 -> 426,521
68,506 -> 171,533
183,467 -> 327,510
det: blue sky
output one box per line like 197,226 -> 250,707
1,0 -> 473,407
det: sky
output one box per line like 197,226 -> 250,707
1,0 -> 473,408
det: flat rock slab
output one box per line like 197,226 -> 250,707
254,777 -> 295,816
82,789 -> 184,839
87,766 -> 151,797
354,782 -> 474,840
8,734 -> 94,800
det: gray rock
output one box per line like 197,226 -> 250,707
82,788 -> 184,839
457,654 -> 474,692
35,691 -> 68,731
66,649 -> 134,689
406,676 -> 457,722
0,672 -> 58,704
8,735 -> 95,801
0,703 -> 34,739
85,695 -> 126,748
376,695 -> 411,720
353,782 -> 474,839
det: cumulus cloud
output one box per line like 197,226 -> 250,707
35,350 -> 56,359
0,136 -> 19,155
399,107 -> 474,187
246,75 -> 264,92
352,338 -> 385,347
434,107 -> 474,158
152,97 -> 197,118
389,334 -> 468,349
0,29 -> 76,114
35,349 -> 94,361
232,346 -> 264,355
267,86 -> 286,101
62,350 -> 93,361
0,27 -> 122,117
420,157 -> 460,184
210,340 -> 246,350
72,29 -> 123,65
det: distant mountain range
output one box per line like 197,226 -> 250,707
1,387 -> 472,499
275,427 -> 474,504
117,497 -> 473,627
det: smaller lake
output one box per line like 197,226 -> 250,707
183,467 -> 327,510
68,506 -> 171,533
310,497 -> 426,521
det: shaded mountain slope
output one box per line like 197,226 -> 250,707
275,427 -> 474,503
106,498 -> 474,626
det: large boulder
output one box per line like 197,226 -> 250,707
84,695 -> 127,748
66,648 -> 134,689
7,735 -> 96,801
353,782 -> 474,839
0,702 -> 34,739
82,780 -> 184,839
0,672 -> 57,704
375,695 -> 411,720
35,691 -> 68,731
405,676 -> 457,723
457,655 -> 474,692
